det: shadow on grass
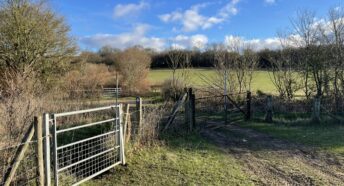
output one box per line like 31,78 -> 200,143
85,132 -> 252,186
237,112 -> 344,155
194,111 -> 344,156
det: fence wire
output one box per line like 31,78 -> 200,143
0,137 -> 43,186
194,92 -> 248,126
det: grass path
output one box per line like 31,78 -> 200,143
202,122 -> 344,185
85,134 -> 252,185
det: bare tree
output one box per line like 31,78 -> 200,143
166,48 -> 184,85
241,48 -> 258,92
227,37 -> 258,94
322,6 -> 344,111
290,10 -> 326,98
268,32 -> 302,99
200,44 -> 237,95
165,47 -> 191,100
268,47 -> 301,99
178,51 -> 192,87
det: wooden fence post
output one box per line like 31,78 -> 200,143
190,90 -> 196,130
136,97 -> 142,137
184,88 -> 190,131
224,95 -> 228,125
3,124 -> 35,186
265,95 -> 273,123
34,116 -> 44,186
188,88 -> 194,132
124,104 -> 131,143
312,96 -> 321,123
246,91 -> 252,120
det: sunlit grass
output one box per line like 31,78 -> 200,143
85,133 -> 252,186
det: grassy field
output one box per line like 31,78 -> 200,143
148,68 -> 277,94
86,133 -> 252,186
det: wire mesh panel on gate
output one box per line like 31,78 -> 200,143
50,105 -> 124,186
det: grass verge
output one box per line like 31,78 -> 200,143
85,133 -> 252,186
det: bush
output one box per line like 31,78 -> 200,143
116,47 -> 151,94
0,72 -> 43,145
161,79 -> 185,101
63,63 -> 113,99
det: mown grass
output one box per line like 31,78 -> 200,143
85,133 -> 252,186
238,114 -> 344,156
148,68 -> 277,94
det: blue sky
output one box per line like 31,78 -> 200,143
51,0 -> 344,51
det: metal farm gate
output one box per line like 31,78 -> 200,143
194,91 -> 251,125
45,105 -> 125,186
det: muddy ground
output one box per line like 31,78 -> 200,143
201,122 -> 344,185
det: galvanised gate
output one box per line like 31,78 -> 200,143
45,105 -> 125,186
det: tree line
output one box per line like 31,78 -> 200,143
78,46 -> 275,69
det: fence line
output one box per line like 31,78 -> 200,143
0,116 -> 48,186
2,88 -> 343,186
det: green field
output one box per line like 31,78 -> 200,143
148,68 -> 278,94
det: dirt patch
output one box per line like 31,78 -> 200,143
201,122 -> 344,185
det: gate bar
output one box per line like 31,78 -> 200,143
72,162 -> 121,186
56,118 -> 117,134
54,105 -> 119,117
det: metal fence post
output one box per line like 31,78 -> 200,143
52,115 -> 58,186
34,116 -> 44,186
43,113 -> 51,186
119,104 -> 126,165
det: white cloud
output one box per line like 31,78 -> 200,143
159,0 -> 241,32
222,15 -> 344,52
219,0 -> 241,17
80,25 -> 208,51
224,35 -> 282,51
170,34 -> 209,49
80,24 -> 165,51
113,1 -> 149,18
264,0 -> 276,4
